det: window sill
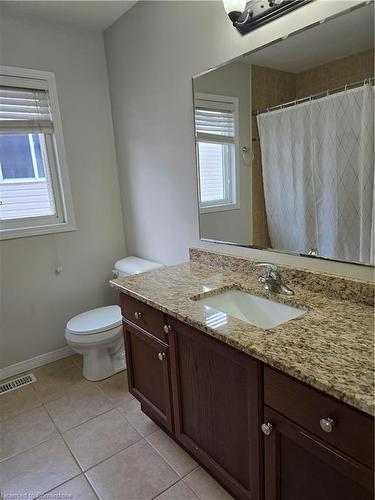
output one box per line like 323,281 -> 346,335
0,220 -> 77,240
199,203 -> 240,214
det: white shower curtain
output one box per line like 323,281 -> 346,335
257,85 -> 374,264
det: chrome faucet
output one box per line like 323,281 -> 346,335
255,263 -> 294,296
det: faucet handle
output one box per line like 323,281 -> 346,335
255,262 -> 278,272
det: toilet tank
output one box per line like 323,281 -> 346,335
113,256 -> 163,278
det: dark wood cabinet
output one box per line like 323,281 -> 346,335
263,406 -> 374,500
120,293 -> 374,500
123,321 -> 173,431
168,317 -> 261,500
264,366 -> 374,469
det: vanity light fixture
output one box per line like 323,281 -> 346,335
223,0 -> 312,35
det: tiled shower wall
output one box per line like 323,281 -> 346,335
295,48 -> 374,98
251,49 -> 374,249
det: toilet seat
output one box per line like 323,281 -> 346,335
66,305 -> 122,336
65,325 -> 123,346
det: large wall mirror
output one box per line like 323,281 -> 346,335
193,3 -> 374,266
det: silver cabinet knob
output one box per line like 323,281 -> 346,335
320,417 -> 334,433
261,422 -> 273,436
163,324 -> 172,334
134,311 -> 142,320
158,352 -> 166,361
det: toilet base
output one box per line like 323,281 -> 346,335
82,345 -> 126,381
66,326 -> 126,382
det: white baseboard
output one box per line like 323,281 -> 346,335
0,345 -> 74,381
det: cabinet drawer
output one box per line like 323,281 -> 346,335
121,293 -> 166,342
264,366 -> 374,469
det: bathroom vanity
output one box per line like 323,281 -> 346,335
112,250 -> 374,500
110,5 -> 375,498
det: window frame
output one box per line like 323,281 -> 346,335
0,66 -> 76,240
194,92 -> 240,214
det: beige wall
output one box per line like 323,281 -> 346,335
104,0 -> 373,281
0,14 -> 126,369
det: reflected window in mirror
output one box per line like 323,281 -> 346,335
194,94 -> 239,213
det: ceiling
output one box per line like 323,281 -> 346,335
241,3 -> 374,73
0,1 -> 137,31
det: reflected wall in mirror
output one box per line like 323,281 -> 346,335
193,3 -> 374,266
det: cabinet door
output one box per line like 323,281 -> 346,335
123,321 -> 173,432
263,406 -> 374,500
169,318 -> 261,500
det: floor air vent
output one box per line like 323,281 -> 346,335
0,373 -> 37,395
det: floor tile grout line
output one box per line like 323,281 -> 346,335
82,442 -> 183,500
80,433 -> 186,480
36,378 -> 116,408
182,469 -> 234,500
35,471 -> 84,500
60,415 -> 144,474
56,404 -> 137,437
1,385 -> 139,467
84,468 -> 103,500
150,470 -> 202,500
42,400 -> 85,476
0,404 -> 60,464
145,434 -> 198,479
82,437 -> 148,475
117,406 -> 158,439
40,400 -> 102,499
2,399 -> 184,496
0,433 -> 59,466
41,400 -> 149,497
0,400 -> 43,424
150,476 -> 183,500
49,404 -> 116,434
3,374 -> 147,466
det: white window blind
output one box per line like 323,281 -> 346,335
0,84 -> 53,133
195,107 -> 235,140
194,96 -> 237,210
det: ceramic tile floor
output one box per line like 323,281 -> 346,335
0,355 -> 234,500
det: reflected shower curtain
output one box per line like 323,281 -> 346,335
257,85 -> 374,264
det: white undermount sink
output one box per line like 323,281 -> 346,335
198,289 -> 306,330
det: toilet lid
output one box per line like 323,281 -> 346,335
66,305 -> 122,335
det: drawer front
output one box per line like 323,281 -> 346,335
264,366 -> 374,469
121,293 -> 166,342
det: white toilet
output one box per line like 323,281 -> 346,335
65,256 -> 163,381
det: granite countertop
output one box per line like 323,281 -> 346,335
111,262 -> 374,416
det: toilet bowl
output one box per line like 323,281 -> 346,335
65,305 -> 124,381
65,256 -> 163,381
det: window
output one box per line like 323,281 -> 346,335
194,93 -> 239,212
0,66 -> 75,239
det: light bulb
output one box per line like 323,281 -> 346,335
223,0 -> 246,15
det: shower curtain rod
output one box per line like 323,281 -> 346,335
255,75 -> 375,115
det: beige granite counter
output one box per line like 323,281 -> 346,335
111,260 -> 374,416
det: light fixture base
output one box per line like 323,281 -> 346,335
230,0 -> 312,35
